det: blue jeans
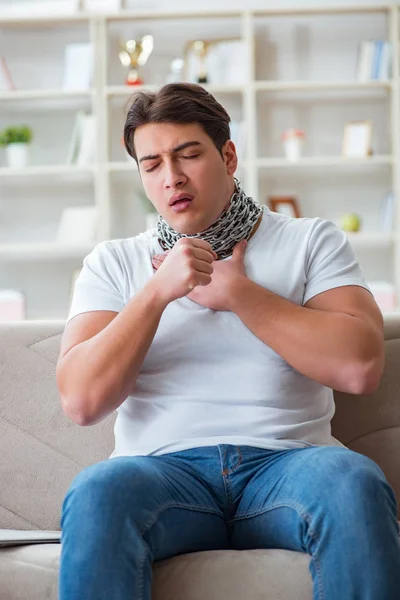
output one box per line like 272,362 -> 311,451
59,445 -> 400,599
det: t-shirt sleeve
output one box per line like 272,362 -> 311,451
302,218 -> 371,305
67,242 -> 126,322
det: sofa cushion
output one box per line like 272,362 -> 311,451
0,544 -> 312,600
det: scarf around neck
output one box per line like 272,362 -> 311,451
156,178 -> 262,260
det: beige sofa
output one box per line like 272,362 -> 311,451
0,317 -> 399,600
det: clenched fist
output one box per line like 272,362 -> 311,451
151,238 -> 217,305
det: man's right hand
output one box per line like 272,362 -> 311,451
151,238 -> 218,305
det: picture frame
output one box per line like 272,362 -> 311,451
268,196 -> 301,218
183,37 -> 247,86
342,120 -> 372,158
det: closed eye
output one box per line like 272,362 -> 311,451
145,164 -> 160,173
145,154 -> 199,173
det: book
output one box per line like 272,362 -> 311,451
66,110 -> 86,165
0,529 -> 61,548
380,191 -> 395,233
356,40 -> 392,82
371,40 -> 383,80
0,56 -> 16,91
356,41 -> 374,82
378,42 -> 392,81
76,114 -> 96,166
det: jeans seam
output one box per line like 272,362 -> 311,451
233,502 -> 324,598
139,502 -> 223,537
138,539 -> 149,600
312,551 -> 324,600
233,501 -> 318,541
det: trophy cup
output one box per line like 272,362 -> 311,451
186,40 -> 213,84
118,35 -> 154,86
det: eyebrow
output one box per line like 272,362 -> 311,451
138,141 -> 202,164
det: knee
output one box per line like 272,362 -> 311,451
310,448 -> 396,514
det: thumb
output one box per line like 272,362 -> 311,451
232,239 -> 247,260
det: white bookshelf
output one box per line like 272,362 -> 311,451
0,4 -> 399,318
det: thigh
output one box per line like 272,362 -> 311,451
230,445 -> 395,552
61,453 -> 229,561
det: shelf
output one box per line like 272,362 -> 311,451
253,5 -> 391,17
0,89 -> 93,101
104,10 -> 243,22
106,84 -> 244,97
0,165 -> 95,178
346,232 -> 394,248
253,80 -> 392,93
0,12 -> 91,25
0,243 -> 95,261
256,156 -> 393,169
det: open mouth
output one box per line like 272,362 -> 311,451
169,193 -> 194,206
172,198 -> 192,206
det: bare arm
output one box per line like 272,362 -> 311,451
57,238 -> 217,426
57,280 -> 168,426
229,281 -> 384,395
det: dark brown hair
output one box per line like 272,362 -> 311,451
123,83 -> 231,163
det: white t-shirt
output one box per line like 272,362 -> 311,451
68,206 -> 370,458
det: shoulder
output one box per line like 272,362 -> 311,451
265,209 -> 340,246
89,229 -> 155,266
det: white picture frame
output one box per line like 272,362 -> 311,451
342,121 -> 372,158
63,43 -> 93,91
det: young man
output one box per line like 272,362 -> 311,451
57,83 -> 400,600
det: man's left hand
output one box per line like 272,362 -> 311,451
152,240 -> 248,311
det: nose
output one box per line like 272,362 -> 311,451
163,161 -> 187,189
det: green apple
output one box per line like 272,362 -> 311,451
340,213 -> 361,232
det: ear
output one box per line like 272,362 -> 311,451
222,140 -> 238,175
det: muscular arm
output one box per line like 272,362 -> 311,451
229,280 -> 384,395
57,279 -> 168,426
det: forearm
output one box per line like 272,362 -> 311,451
58,279 -> 168,425
230,278 -> 384,393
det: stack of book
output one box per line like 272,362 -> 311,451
356,40 -> 392,82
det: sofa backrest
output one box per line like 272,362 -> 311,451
0,317 -> 399,531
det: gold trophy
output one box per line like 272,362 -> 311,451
118,35 -> 154,86
186,40 -> 213,84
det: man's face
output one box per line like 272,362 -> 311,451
134,122 -> 238,234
